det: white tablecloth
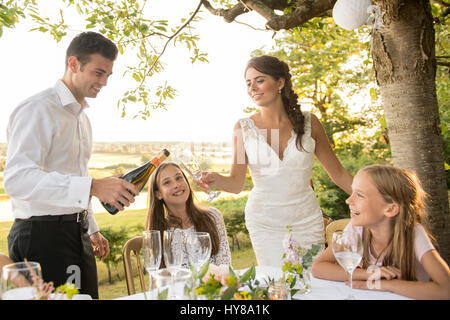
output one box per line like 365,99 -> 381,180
116,265 -> 412,300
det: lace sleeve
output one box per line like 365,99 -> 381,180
208,207 -> 232,267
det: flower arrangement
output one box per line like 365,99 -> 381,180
280,226 -> 322,296
176,225 -> 323,300
187,262 -> 269,300
24,259 -> 80,300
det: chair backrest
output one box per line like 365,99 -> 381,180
325,218 -> 351,247
122,236 -> 146,295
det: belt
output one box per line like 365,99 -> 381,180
17,210 -> 89,223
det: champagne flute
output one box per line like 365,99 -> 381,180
177,148 -> 221,202
142,230 -> 162,298
184,232 -> 212,275
331,230 -> 363,300
163,230 -> 184,298
1,261 -> 42,300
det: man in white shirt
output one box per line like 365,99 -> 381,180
4,32 -> 139,299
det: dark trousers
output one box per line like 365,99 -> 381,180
7,218 -> 99,299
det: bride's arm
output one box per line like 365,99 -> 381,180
311,113 -> 353,195
201,121 -> 248,194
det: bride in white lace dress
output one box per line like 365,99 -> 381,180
200,55 -> 353,267
145,162 -> 231,267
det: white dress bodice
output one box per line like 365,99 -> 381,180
239,111 -> 325,267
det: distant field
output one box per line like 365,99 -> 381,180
89,153 -> 142,169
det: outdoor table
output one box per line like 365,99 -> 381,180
115,266 -> 412,300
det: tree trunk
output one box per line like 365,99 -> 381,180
372,0 -> 449,263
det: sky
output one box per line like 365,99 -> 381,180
0,1 -> 279,143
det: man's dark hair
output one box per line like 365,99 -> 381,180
65,32 -> 118,69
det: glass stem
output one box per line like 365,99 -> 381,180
149,271 -> 154,291
349,271 -> 354,297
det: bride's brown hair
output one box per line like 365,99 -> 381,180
144,162 -> 220,256
245,55 -> 306,151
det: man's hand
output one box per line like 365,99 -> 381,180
90,176 -> 139,211
89,231 -> 110,261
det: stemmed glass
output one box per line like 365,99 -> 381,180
142,230 -> 162,298
184,232 -> 212,276
331,230 -> 363,300
1,261 -> 42,300
176,148 -> 221,202
163,230 -> 184,298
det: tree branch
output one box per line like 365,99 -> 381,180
202,0 -> 336,30
201,0 -> 249,23
439,7 -> 450,17
240,0 -> 279,21
265,0 -> 337,31
144,0 -> 203,81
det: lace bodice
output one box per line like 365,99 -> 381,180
239,111 -> 315,194
167,207 -> 231,268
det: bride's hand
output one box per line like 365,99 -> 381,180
201,171 -> 217,186
191,171 -> 214,193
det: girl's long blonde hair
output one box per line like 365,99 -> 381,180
144,162 -> 220,258
360,165 -> 434,281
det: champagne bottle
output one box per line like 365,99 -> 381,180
102,149 -> 170,215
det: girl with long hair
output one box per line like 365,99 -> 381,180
311,165 -> 450,299
199,55 -> 353,267
145,162 -> 231,267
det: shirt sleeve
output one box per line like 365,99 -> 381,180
414,224 -> 435,262
3,101 -> 91,209
87,213 -> 99,235
209,207 -> 232,266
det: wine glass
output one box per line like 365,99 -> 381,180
163,230 -> 184,298
176,148 -> 221,202
331,230 -> 363,300
142,230 -> 162,298
1,261 -> 42,300
184,232 -> 212,276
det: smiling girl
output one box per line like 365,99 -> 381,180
311,164 -> 450,300
145,162 -> 231,268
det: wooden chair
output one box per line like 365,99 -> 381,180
325,218 -> 351,247
322,212 -> 333,246
122,236 -> 146,295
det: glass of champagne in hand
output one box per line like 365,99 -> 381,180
177,148 -> 220,202
331,230 -> 363,300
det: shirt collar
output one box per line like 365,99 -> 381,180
54,79 -> 90,115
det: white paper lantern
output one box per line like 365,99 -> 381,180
332,0 -> 372,30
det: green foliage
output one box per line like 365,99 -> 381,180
211,196 -> 248,250
212,195 -> 248,213
312,142 -> 391,220
54,283 -> 79,299
255,17 -> 379,146
222,209 -> 247,250
434,11 -> 449,171
97,226 -> 131,284
0,0 -> 36,37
